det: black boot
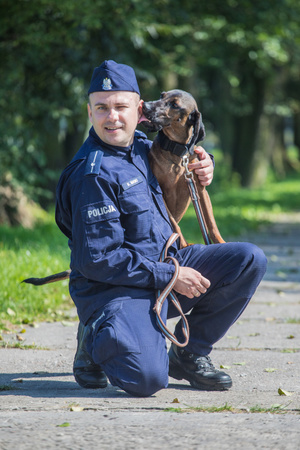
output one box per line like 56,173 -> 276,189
168,343 -> 232,391
73,322 -> 108,389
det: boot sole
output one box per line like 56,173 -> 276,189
74,376 -> 108,389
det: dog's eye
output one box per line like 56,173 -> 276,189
170,100 -> 179,109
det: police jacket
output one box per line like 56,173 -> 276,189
55,127 -> 178,324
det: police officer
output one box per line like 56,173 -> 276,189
55,60 -> 267,397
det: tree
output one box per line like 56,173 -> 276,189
1,0 -> 300,225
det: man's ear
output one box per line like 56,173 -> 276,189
137,99 -> 144,122
87,103 -> 93,124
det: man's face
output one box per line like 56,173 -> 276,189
88,91 -> 143,147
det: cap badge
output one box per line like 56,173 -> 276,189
102,77 -> 112,90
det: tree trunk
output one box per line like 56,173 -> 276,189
231,76 -> 265,186
294,111 -> 300,160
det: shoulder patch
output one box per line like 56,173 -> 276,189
82,201 -> 120,223
84,150 -> 103,176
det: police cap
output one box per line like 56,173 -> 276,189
88,60 -> 140,96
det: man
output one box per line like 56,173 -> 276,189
55,60 -> 267,397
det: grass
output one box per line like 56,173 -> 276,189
164,403 -> 298,414
165,403 -> 233,413
180,172 -> 300,243
0,173 -> 299,328
0,341 -> 49,350
0,213 -> 72,329
0,385 -> 16,391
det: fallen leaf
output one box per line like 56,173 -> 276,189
233,362 -> 246,366
276,271 -> 287,279
277,291 -> 286,297
264,368 -> 277,373
278,388 -> 292,396
220,365 -> 231,370
287,335 -> 295,339
171,398 -> 180,404
16,335 -> 25,342
57,422 -> 70,427
70,406 -> 84,412
271,404 -> 282,409
61,321 -> 75,327
19,328 -> 26,334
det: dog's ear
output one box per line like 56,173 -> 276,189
187,110 -> 206,153
197,119 -> 206,143
188,110 -> 206,143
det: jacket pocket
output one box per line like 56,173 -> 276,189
118,192 -> 152,243
80,201 -> 123,259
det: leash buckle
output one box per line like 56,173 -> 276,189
182,155 -> 193,180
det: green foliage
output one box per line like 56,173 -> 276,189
1,0 -> 300,206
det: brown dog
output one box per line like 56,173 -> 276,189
23,89 -> 224,286
141,89 -> 224,248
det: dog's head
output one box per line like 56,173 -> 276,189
141,89 -> 205,153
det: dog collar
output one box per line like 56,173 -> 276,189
157,131 -> 191,157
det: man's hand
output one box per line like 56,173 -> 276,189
188,146 -> 214,186
173,266 -> 211,298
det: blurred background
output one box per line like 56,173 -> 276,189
0,0 -> 299,326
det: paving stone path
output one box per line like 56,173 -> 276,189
0,219 -> 299,449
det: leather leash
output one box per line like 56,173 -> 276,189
153,135 -> 211,346
153,233 -> 190,347
182,154 -> 212,245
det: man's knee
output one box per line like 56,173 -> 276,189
104,352 -> 169,397
90,300 -> 169,397
211,242 -> 267,296
242,242 -> 267,275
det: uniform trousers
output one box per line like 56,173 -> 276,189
89,242 -> 267,397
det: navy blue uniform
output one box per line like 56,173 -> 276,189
56,126 -> 267,396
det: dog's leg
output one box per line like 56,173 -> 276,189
187,153 -> 225,244
163,201 -> 189,248
194,180 -> 225,244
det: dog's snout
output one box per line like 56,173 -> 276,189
142,101 -> 153,112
